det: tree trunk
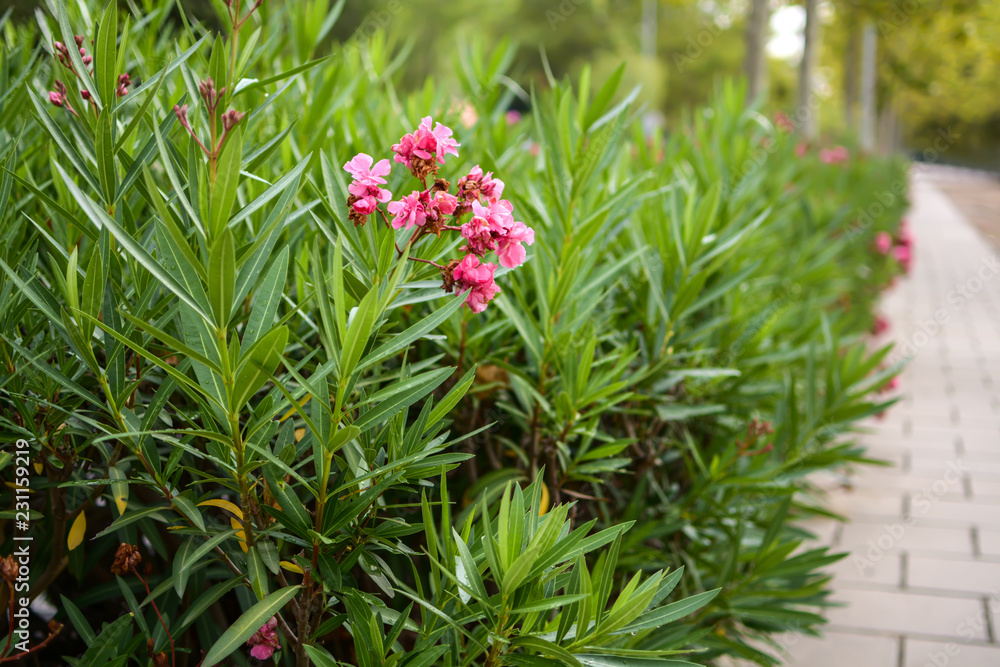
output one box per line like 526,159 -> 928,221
860,21 -> 877,151
798,0 -> 820,139
745,0 -> 770,103
844,26 -> 858,135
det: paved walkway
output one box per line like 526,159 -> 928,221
775,171 -> 1000,666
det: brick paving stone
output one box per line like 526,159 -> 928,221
839,521 -> 974,555
826,588 -> 989,640
908,555 -> 1000,594
903,639 -> 1000,667
828,552 -> 902,587
784,631 -> 898,667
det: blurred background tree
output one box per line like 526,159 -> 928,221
4,0 -> 999,166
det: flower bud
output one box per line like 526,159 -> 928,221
222,109 -> 245,131
49,91 -> 64,107
173,104 -> 190,127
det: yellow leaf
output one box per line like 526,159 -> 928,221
539,482 -> 550,517
279,394 -> 312,422
230,517 -> 248,553
67,512 -> 86,551
280,560 -> 303,574
33,461 -> 42,474
294,428 -> 305,442
198,499 -> 244,520
114,494 -> 128,515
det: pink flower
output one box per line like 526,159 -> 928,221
505,110 -> 522,125
430,190 -> 458,218
875,231 -> 892,254
453,254 -> 500,313
496,221 -> 535,269
820,146 -> 849,164
387,191 -> 427,230
458,166 -> 504,205
872,315 -> 889,335
774,111 -> 793,133
344,153 -> 392,218
471,199 -> 515,233
795,142 -> 808,157
893,244 -> 912,272
247,616 -> 280,661
344,153 -> 391,186
392,116 -> 460,169
461,215 -> 497,256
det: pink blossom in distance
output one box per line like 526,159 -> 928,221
247,616 -> 280,660
453,255 -> 501,313
893,244 -> 912,273
819,145 -> 849,164
875,231 -> 892,254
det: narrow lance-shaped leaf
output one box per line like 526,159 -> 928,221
200,586 -> 300,667
209,227 -> 236,330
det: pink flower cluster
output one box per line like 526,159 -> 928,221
341,117 -> 534,314
391,116 -> 460,177
246,616 -> 280,660
893,220 -> 913,273
344,153 -> 392,219
820,145 -> 849,165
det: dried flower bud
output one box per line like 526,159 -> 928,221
111,543 -> 142,576
0,555 -> 18,583
439,258 -> 462,293
431,178 -> 450,193
221,109 -> 245,131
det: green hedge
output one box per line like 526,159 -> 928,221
0,2 -> 908,665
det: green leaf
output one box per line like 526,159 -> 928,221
95,1 -> 119,107
243,246 -> 288,349
232,325 -> 288,410
79,613 -> 132,664
358,293 -> 465,373
616,589 -> 721,635
209,227 -> 236,329
175,529 -> 240,597
81,248 -> 106,334
200,586 -> 300,667
210,127 -> 243,237
96,111 -> 116,203
52,162 -> 214,324
304,644 -> 340,667
340,286 -> 378,383
60,595 -> 95,643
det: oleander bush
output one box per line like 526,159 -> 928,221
0,1 -> 909,665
